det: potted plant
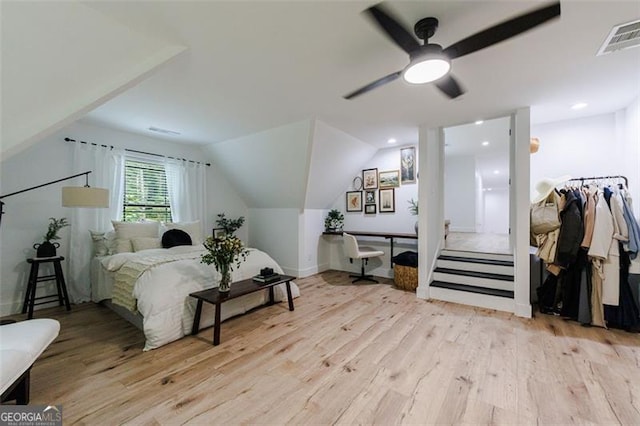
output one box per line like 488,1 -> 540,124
408,199 -> 418,235
34,217 -> 69,257
201,234 -> 248,292
324,209 -> 344,232
215,213 -> 245,235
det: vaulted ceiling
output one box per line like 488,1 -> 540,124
2,1 -> 639,159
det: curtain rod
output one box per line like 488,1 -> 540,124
64,138 -> 211,167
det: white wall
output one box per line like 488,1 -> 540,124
444,155 -> 476,232
483,189 -> 509,234
247,208 -> 299,277
0,120 -> 247,316
475,172 -> 484,233
298,209 -> 330,277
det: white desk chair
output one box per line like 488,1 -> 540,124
343,232 -> 384,283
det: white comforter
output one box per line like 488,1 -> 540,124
102,246 -> 299,350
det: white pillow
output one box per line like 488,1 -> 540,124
89,230 -> 109,256
111,220 -> 160,253
131,237 -> 161,252
101,252 -> 137,271
165,221 -> 203,245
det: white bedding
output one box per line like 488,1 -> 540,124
92,246 -> 299,350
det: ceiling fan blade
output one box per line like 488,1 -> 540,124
443,2 -> 560,60
344,71 -> 402,100
435,74 -> 465,99
365,4 -> 420,54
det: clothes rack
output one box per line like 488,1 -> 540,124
564,175 -> 628,187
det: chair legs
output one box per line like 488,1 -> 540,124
349,258 -> 378,283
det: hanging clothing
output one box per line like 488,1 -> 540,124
556,190 -> 584,267
581,188 -> 597,248
620,190 -> 640,259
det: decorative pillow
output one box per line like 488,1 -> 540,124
164,221 -> 202,245
161,229 -> 193,248
89,230 -> 109,256
105,230 -> 117,255
111,220 -> 160,253
131,237 -> 162,252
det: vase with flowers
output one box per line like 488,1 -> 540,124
201,234 -> 249,292
34,217 -> 69,257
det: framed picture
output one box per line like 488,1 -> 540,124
364,204 -> 377,215
364,190 -> 376,205
352,176 -> 363,191
362,168 -> 378,189
379,170 -> 400,188
346,191 -> 363,212
379,188 -> 395,213
212,228 -> 226,239
400,147 -> 416,184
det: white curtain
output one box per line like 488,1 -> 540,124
165,159 -> 206,224
68,142 -> 125,302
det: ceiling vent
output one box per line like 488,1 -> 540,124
597,19 -> 640,55
148,126 -> 181,136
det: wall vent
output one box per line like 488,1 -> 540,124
597,19 -> 640,55
148,126 -> 181,135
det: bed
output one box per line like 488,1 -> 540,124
90,245 -> 299,351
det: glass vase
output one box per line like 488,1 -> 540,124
218,266 -> 231,293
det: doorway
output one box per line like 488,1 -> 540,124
443,116 -> 511,254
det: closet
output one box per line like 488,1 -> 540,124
534,175 -> 640,331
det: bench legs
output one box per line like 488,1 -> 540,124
1,369 -> 30,405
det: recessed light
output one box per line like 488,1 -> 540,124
493,170 -> 500,174
475,120 -> 484,125
387,138 -> 397,144
487,188 -> 493,191
482,141 -> 490,146
571,102 -> 588,110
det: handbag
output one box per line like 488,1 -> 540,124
530,191 -> 560,235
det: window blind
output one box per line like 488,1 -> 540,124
123,159 -> 172,222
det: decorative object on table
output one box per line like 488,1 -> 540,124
212,228 -> 226,239
33,218 -> 69,258
408,198 -> 418,234
379,170 -> 400,188
215,213 -> 245,236
253,267 -> 280,283
364,190 -> 376,205
346,191 -> 363,212
201,234 -> 249,292
0,170 -> 108,229
365,204 -> 377,215
352,176 -> 363,191
400,147 -> 416,184
362,168 -> 378,189
379,189 -> 395,213
324,209 -> 344,232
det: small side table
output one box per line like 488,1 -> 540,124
23,256 -> 71,319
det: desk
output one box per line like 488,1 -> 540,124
323,231 -> 418,268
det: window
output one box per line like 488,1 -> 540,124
123,159 -> 172,222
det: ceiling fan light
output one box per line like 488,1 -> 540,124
403,53 -> 450,84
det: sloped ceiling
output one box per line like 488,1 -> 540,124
0,1 -> 186,160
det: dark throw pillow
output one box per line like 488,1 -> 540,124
162,229 -> 192,248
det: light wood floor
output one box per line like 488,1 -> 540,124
8,271 -> 640,424
445,232 -> 511,255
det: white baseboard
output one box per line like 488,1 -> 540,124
514,302 -> 532,318
297,263 -> 330,278
0,300 -> 23,317
449,226 -> 476,233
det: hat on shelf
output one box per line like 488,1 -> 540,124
531,175 -> 571,204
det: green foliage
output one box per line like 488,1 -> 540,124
215,214 -> 245,235
324,209 -> 344,231
201,234 -> 249,273
44,217 -> 69,242
123,160 -> 172,222
408,199 -> 418,216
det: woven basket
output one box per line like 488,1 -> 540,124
394,264 -> 418,291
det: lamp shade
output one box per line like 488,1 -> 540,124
62,187 -> 109,208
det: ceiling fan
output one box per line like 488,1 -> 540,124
344,2 -> 561,100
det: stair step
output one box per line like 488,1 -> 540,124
436,260 -> 513,276
434,267 -> 514,282
430,281 -> 514,298
440,250 -> 513,262
438,255 -> 514,267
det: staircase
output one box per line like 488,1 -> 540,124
429,249 -> 515,313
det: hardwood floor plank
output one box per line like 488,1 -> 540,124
5,270 -> 638,425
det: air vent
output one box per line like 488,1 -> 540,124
597,19 -> 640,55
148,126 -> 181,135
